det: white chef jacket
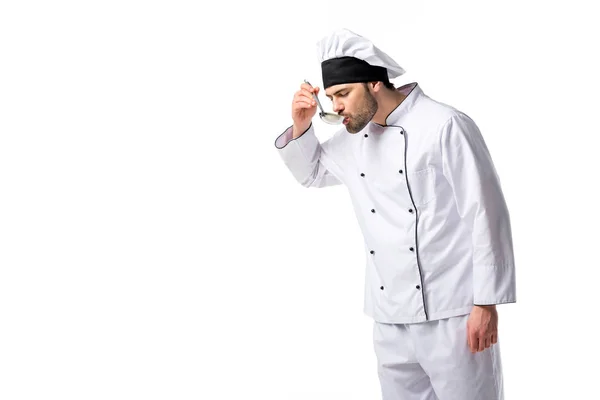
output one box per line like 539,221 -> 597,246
274,82 -> 516,324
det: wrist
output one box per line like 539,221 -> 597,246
474,304 -> 496,310
293,123 -> 311,138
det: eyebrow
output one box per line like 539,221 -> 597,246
326,88 -> 348,99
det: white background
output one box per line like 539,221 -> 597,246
1,0 -> 598,399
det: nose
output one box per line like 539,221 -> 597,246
333,101 -> 344,113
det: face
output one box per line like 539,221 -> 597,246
325,83 -> 378,133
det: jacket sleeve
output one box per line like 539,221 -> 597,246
274,123 -> 343,188
440,113 -> 516,306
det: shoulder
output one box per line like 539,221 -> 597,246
419,95 -> 470,124
413,94 -> 481,137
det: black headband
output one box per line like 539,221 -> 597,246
321,56 -> 389,89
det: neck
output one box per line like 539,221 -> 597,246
372,89 -> 407,125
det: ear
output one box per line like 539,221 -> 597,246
370,81 -> 382,93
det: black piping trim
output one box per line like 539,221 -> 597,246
274,123 -> 313,149
372,83 -> 419,127
393,124 -> 429,320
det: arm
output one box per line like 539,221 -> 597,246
440,113 -> 516,306
274,123 -> 343,188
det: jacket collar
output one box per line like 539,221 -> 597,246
368,82 -> 422,132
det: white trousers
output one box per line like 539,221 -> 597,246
373,314 -> 504,400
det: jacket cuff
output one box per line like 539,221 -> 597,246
473,264 -> 516,305
274,124 -> 313,149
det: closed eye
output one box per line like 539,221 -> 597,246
327,92 -> 348,101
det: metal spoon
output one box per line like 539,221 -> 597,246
304,79 -> 344,125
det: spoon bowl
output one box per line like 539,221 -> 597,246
319,112 -> 344,125
304,79 -> 344,125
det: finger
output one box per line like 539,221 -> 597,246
300,83 -> 320,95
485,337 -> 491,349
300,89 -> 318,101
491,333 -> 498,345
294,100 -> 314,109
469,330 -> 478,353
297,92 -> 317,104
478,334 -> 485,352
295,92 -> 317,108
294,92 -> 316,105
301,83 -> 316,93
471,337 -> 479,353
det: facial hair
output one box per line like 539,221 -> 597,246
345,88 -> 378,134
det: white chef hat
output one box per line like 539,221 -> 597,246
316,28 -> 405,89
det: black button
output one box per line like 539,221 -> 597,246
364,134 -> 368,138
416,285 -> 421,290
399,169 -> 403,174
400,130 -> 404,135
380,286 -> 384,290
370,250 -> 375,255
410,247 -> 414,252
409,209 -> 413,213
360,173 -> 365,177
371,209 -> 376,213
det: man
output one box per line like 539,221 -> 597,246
274,28 -> 516,400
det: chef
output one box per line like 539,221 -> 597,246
274,28 -> 516,400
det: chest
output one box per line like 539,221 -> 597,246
358,125 -> 438,173
341,125 -> 442,207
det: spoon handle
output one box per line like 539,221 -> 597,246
304,80 -> 326,114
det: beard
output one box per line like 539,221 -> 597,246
344,88 -> 378,133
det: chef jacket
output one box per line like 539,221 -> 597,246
274,82 -> 516,324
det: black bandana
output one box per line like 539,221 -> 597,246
321,56 -> 389,89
